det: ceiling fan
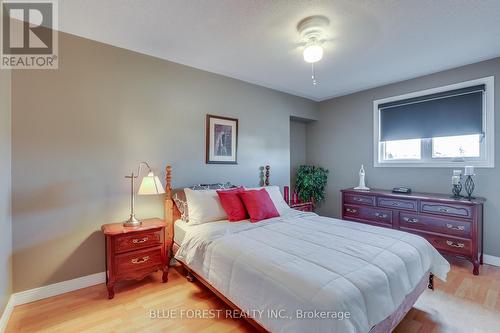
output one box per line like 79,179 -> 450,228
296,15 -> 330,86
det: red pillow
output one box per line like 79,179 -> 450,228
239,189 -> 279,222
217,188 -> 248,222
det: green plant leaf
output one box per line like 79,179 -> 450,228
295,165 -> 329,205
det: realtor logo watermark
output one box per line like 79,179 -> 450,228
1,0 -> 58,69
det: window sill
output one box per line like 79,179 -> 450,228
374,160 -> 494,168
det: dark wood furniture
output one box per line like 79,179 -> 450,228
341,188 -> 485,275
290,202 -> 313,212
101,218 -> 168,299
283,185 -> 313,212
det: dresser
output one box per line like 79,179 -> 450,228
341,188 -> 485,275
101,218 -> 168,299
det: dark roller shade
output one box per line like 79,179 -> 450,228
379,85 -> 485,141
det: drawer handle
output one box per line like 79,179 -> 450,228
446,224 -> 465,231
439,208 -> 450,213
391,202 -> 399,206
403,217 -> 419,223
131,256 -> 150,264
446,241 -> 464,248
346,208 -> 358,213
375,212 -> 388,218
132,237 -> 149,244
353,197 -> 361,201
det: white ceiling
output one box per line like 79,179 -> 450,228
59,0 -> 500,101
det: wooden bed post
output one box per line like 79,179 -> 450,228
164,165 -> 174,279
265,165 -> 270,186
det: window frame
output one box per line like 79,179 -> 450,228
373,76 -> 494,168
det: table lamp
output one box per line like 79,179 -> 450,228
124,162 -> 165,227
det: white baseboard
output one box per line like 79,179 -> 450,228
0,272 -> 105,332
11,272 -> 106,307
483,254 -> 500,267
0,296 -> 14,333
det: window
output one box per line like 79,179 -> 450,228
374,77 -> 494,167
432,134 -> 480,158
384,139 -> 421,160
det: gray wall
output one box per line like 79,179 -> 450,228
0,69 -> 12,312
290,119 -> 307,189
307,57 -> 500,257
11,32 -> 318,292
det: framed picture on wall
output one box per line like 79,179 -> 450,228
206,114 -> 238,164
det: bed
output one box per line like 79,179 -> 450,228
163,165 -> 450,333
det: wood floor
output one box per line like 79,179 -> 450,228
6,258 -> 500,333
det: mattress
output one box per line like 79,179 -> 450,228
175,209 -> 450,333
174,219 -> 189,245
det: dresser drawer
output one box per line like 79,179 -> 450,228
344,193 -> 375,206
377,197 -> 417,211
115,246 -> 163,274
115,230 -> 161,253
344,205 -> 392,225
420,201 -> 473,219
418,233 -> 471,256
399,213 -> 471,238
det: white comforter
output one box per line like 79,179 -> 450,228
175,210 -> 450,333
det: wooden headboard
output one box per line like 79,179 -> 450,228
163,164 -> 273,256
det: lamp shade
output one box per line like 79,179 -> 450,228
138,172 -> 165,195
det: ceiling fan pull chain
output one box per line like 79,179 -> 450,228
311,63 -> 318,86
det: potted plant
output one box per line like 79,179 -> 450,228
295,165 -> 329,207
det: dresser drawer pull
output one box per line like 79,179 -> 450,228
439,208 -> 450,213
353,197 -> 362,201
446,224 -> 465,231
132,237 -> 149,244
446,240 -> 465,248
403,217 -> 419,223
131,256 -> 150,264
391,202 -> 399,206
374,212 -> 388,218
346,208 -> 358,213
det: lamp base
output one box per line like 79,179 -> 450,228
123,215 -> 141,227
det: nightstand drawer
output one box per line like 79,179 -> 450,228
115,246 -> 163,274
115,230 -> 161,253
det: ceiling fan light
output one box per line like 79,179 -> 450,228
303,44 -> 323,63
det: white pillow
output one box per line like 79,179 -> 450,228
245,185 -> 291,216
184,188 -> 228,225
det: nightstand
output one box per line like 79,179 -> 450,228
289,202 -> 313,212
101,218 -> 168,299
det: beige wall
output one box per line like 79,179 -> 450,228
0,68 -> 12,312
11,32 -> 318,292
